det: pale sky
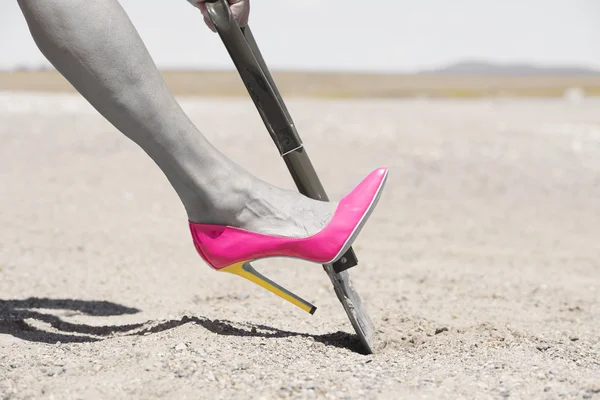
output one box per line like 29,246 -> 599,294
1,0 -> 599,72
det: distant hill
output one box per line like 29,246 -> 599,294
422,61 -> 600,76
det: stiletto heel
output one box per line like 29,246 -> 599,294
220,261 -> 317,314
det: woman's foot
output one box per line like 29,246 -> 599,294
184,173 -> 337,239
235,180 -> 338,238
189,167 -> 388,267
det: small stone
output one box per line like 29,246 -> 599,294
206,371 -> 216,381
174,343 -> 187,351
236,362 -> 250,370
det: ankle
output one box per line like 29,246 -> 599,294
182,166 -> 256,226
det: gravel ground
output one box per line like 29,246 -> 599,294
0,92 -> 599,399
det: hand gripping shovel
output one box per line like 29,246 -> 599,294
204,0 -> 377,354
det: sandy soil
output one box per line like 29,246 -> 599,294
0,92 -> 599,399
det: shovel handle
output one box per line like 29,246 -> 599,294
204,0 -> 302,156
204,0 -> 359,273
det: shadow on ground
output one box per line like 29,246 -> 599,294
0,298 -> 366,353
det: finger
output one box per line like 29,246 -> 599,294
197,2 -> 217,32
228,0 -> 249,27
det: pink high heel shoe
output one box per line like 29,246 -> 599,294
189,167 -> 388,314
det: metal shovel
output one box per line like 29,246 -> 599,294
204,0 -> 377,354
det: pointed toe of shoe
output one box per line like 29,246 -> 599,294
341,167 -> 389,211
304,167 -> 389,263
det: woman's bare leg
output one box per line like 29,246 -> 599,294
17,0 -> 335,237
